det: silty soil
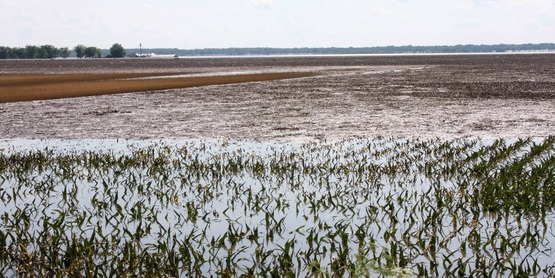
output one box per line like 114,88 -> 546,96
0,54 -> 554,143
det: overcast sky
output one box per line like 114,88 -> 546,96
2,0 -> 554,49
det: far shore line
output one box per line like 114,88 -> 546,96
1,50 -> 554,61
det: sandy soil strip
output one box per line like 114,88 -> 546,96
0,72 -> 193,87
0,72 -> 313,103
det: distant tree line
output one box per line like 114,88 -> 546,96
0,43 -> 126,59
2,43 -> 554,59
128,43 -> 555,56
73,44 -> 126,58
73,45 -> 101,58
0,45 -> 70,59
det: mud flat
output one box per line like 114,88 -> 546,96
0,54 -> 554,141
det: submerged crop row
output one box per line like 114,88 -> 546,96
0,137 -> 554,277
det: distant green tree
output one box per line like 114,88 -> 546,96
25,45 -> 39,58
0,47 -> 10,59
109,43 -> 126,58
40,45 -> 59,58
13,48 -> 26,59
59,47 -> 70,58
74,44 -> 86,58
84,46 -> 101,58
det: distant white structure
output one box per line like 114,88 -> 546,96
134,53 -> 177,58
134,43 -> 177,58
135,52 -> 156,57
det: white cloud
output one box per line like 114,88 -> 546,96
15,10 -> 39,24
1,0 -> 553,48
141,2 -> 153,9
247,0 -> 276,9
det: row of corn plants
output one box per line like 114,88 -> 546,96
0,137 -> 554,277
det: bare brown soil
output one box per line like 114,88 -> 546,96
0,54 -> 554,142
0,72 -> 186,86
0,72 -> 313,103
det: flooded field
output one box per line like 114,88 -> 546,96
0,54 -> 554,141
1,54 -> 555,276
1,137 -> 555,276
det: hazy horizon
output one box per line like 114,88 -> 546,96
2,0 -> 554,49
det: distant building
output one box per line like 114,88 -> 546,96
134,53 -> 178,58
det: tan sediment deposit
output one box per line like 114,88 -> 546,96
0,71 -> 313,103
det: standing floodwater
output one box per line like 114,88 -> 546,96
0,137 -> 554,276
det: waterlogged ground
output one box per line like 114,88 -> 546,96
0,138 -> 554,276
0,54 -> 554,141
1,55 -> 555,276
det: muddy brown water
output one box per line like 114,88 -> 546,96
0,54 -> 554,143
